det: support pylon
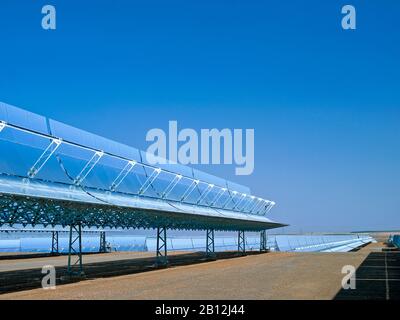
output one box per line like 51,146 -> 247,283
51,231 -> 59,254
206,229 -> 216,258
260,230 -> 268,252
156,227 -> 168,266
238,230 -> 246,255
99,231 -> 106,253
67,224 -> 84,276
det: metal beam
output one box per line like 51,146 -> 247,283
139,167 -> 161,195
209,187 -> 227,207
161,174 -> 182,199
260,230 -> 268,252
67,224 -> 84,276
252,199 -> 266,215
27,138 -> 62,178
196,184 -> 214,205
248,198 -> 262,213
242,196 -> 257,212
180,180 -> 199,202
232,193 -> 246,211
74,151 -> 104,185
206,229 -> 216,258
99,231 -> 106,253
238,230 -> 246,254
256,200 -> 269,215
51,231 -> 59,254
261,201 -> 275,215
110,160 -> 136,191
156,227 -> 168,266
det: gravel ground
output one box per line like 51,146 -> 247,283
0,243 -> 384,300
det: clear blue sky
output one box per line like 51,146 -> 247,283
0,1 -> 399,232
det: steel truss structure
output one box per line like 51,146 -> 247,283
0,192 -> 281,232
67,224 -> 83,275
206,229 -> 215,257
51,230 -> 59,254
0,226 -> 112,254
99,231 -> 106,253
238,230 -> 246,254
156,227 -> 168,266
260,230 -> 268,252
0,102 -> 286,274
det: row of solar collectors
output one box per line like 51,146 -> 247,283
0,234 -> 373,254
0,103 -> 270,214
274,235 -> 374,252
0,235 -> 264,253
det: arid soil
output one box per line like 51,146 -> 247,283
0,243 -> 386,300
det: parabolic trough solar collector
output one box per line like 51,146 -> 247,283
0,102 -> 286,231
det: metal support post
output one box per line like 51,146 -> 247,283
99,231 -> 106,253
51,231 -> 59,254
260,230 -> 268,252
206,229 -> 216,258
156,227 -> 168,266
238,230 -> 246,254
67,224 -> 84,276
